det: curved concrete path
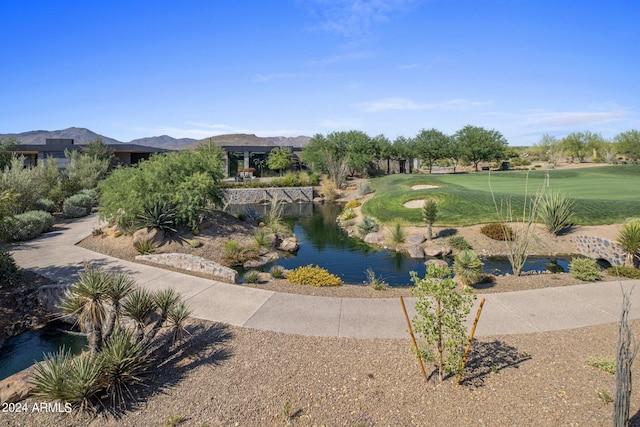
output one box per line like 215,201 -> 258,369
9,214 -> 640,338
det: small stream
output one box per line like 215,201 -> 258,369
231,202 -> 575,286
0,321 -> 86,380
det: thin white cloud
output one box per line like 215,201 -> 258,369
357,97 -> 493,112
527,110 -> 626,127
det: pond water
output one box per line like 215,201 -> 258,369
0,321 -> 86,380
233,202 -> 574,286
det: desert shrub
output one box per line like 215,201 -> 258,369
189,239 -> 201,248
0,156 -> 47,214
244,270 -> 260,284
270,266 -> 284,279
0,248 -> 22,287
344,200 -> 362,209
389,221 -> 406,244
253,228 -> 273,248
5,210 -> 54,241
223,240 -> 259,266
453,250 -> 484,287
286,264 -> 341,287
569,257 -> 601,281
135,239 -> 157,255
538,191 -> 575,235
480,222 -> 513,241
63,193 -> 94,218
364,268 -> 388,290
448,235 -> 472,251
341,208 -> 356,221
609,266 -> 640,279
320,176 -> 338,201
616,219 -> 640,266
33,198 -> 57,213
357,216 -> 379,235
357,181 -> 374,196
137,200 -> 178,235
587,356 -> 616,374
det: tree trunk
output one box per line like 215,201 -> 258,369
437,298 -> 443,382
427,224 -> 433,241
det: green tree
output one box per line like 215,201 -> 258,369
392,136 -> 416,173
411,265 -> 475,382
455,125 -> 508,171
615,130 -> 640,161
266,146 -> 293,176
0,137 -> 19,171
82,137 -> 114,162
414,128 -> 451,173
562,131 -> 604,162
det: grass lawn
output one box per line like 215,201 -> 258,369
361,165 -> 640,226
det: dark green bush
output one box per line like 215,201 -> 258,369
33,198 -> 57,213
0,248 -> 22,287
6,210 -> 54,241
448,235 -> 472,250
63,193 -> 94,218
480,223 -> 513,241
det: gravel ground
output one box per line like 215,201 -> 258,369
3,320 -> 640,426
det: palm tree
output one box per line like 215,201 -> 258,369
453,250 -> 484,287
617,219 -> 640,267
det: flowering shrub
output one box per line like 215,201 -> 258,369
608,266 -> 640,279
344,200 -> 362,209
341,208 -> 356,221
286,264 -> 341,287
480,222 -> 513,241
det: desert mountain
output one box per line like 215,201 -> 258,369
0,128 -> 309,150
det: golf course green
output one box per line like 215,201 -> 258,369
361,165 -> 640,226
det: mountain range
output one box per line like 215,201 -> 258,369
0,127 -> 310,149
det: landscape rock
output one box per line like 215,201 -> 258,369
424,246 -> 443,257
37,284 -> 72,318
408,245 -> 425,259
364,232 -> 386,245
244,251 -> 280,268
132,227 -> 165,247
136,253 -> 238,283
275,236 -> 299,252
425,259 -> 449,269
405,234 -> 426,245
0,365 -> 36,404
440,246 -> 453,257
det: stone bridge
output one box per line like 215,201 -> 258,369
571,235 -> 627,266
224,186 -> 314,205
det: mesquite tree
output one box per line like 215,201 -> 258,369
411,265 -> 475,382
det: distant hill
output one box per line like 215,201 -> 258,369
0,127 -> 310,150
187,134 -> 310,151
129,135 -> 197,149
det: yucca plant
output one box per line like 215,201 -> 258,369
102,273 -> 136,343
389,221 -> 406,244
137,200 -> 178,235
64,352 -> 104,412
168,301 -> 192,345
99,327 -> 147,408
538,191 -> 575,235
121,288 -> 155,342
30,347 -> 73,401
422,199 -> 438,241
617,219 -> 640,267
135,239 -> 157,255
453,250 -> 484,287
254,228 -> 273,248
143,288 -> 181,346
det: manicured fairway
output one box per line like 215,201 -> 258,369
361,165 -> 640,226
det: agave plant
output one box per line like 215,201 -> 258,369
538,191 -> 575,235
453,250 -> 484,287
137,200 -> 178,235
357,216 -> 379,235
617,219 -> 640,267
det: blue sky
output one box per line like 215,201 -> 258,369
1,1 -> 638,145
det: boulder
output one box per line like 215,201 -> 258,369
38,284 -> 72,318
405,234 -> 426,245
440,246 -> 453,257
132,227 -> 165,247
244,251 -> 280,268
364,232 -> 386,245
136,253 -> 238,283
275,236 -> 300,252
425,259 -> 449,269
0,365 -> 36,404
424,246 -> 443,257
408,245 -> 425,259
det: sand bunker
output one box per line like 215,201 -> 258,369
403,200 -> 426,209
411,184 -> 439,190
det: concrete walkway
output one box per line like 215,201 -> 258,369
9,214 -> 640,338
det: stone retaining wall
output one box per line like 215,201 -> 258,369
224,187 -> 313,205
136,253 -> 238,283
571,235 -> 626,266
